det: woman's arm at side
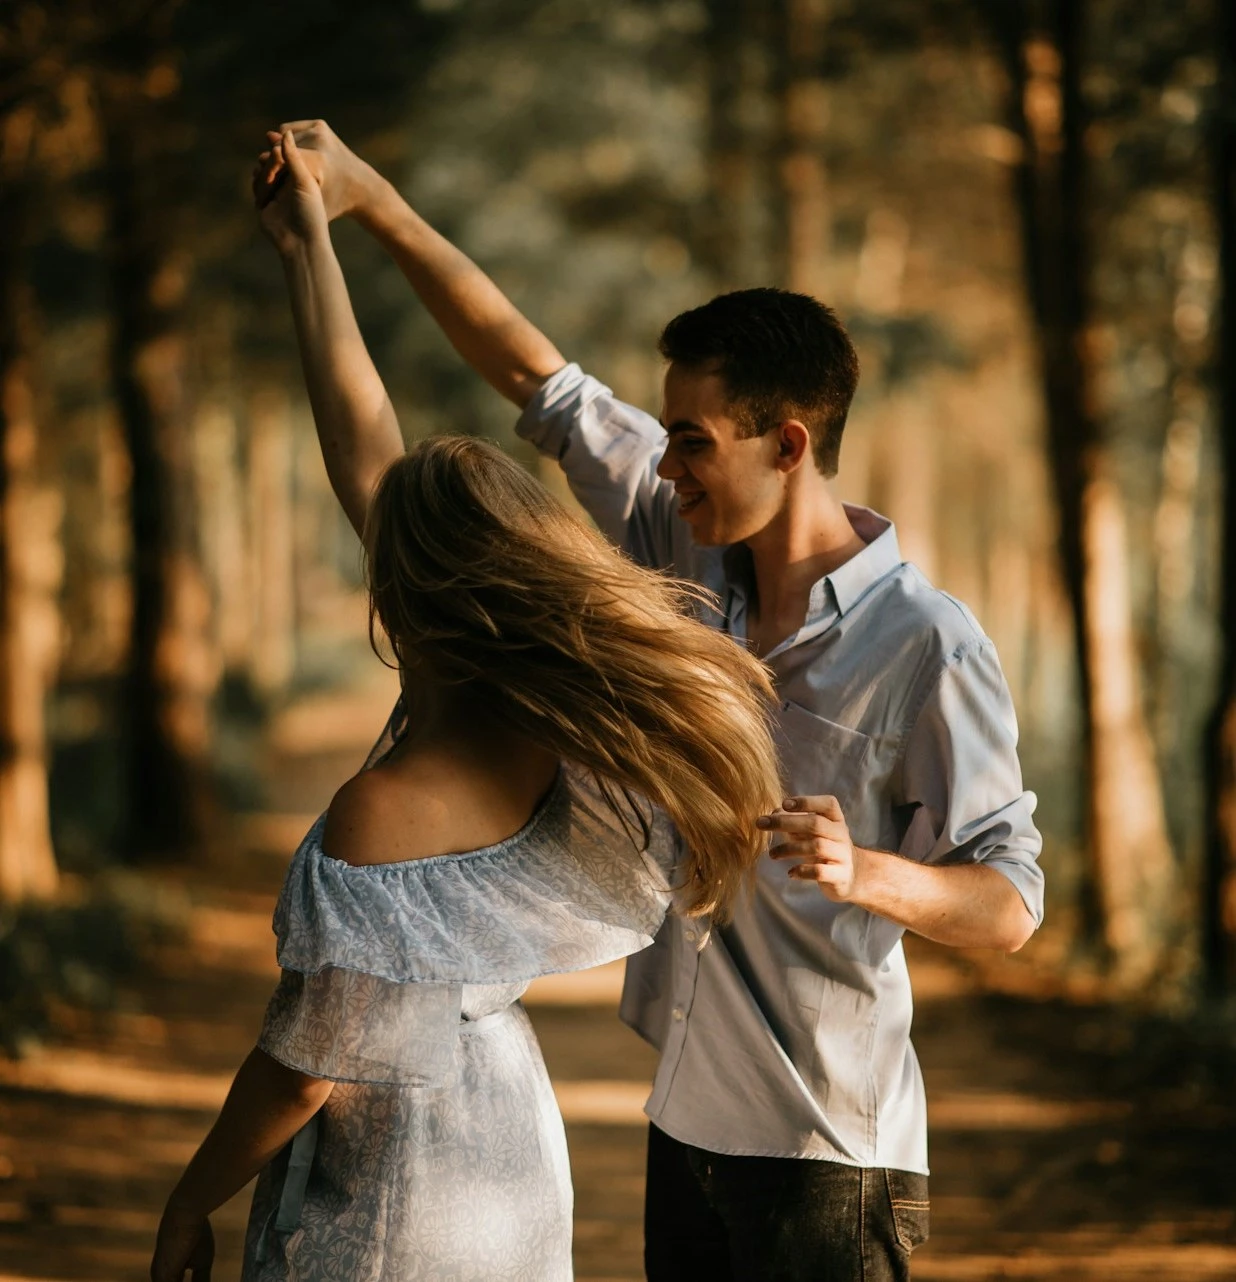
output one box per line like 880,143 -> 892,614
151,1048 -> 332,1280
164,1047 -> 332,1219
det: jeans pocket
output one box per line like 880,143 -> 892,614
884,1169 -> 930,1251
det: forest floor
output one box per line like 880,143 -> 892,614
2,676 -> 1236,1282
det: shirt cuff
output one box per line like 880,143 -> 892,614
514,361 -> 596,458
981,850 -> 1046,927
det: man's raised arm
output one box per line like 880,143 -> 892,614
269,120 -> 566,409
262,121 -> 678,569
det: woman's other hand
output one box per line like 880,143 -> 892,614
253,129 -> 329,257
150,1206 -> 214,1282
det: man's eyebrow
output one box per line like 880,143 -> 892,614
661,419 -> 711,435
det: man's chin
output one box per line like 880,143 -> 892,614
683,519 -> 725,547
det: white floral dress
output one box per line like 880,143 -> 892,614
240,721 -> 675,1282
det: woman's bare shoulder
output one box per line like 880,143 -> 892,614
322,743 -> 561,867
321,767 -> 452,867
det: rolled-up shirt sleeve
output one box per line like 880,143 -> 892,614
515,362 -> 680,569
896,637 -> 1045,925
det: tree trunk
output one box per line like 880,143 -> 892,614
0,106 -> 58,902
1204,0 -> 1236,993
867,390 -> 938,581
100,79 -> 218,859
992,0 -> 1174,980
780,0 -> 832,299
705,0 -> 783,287
247,386 -> 295,696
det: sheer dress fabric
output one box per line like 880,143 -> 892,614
241,714 -> 676,1282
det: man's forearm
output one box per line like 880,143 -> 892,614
281,232 -> 404,534
354,176 -> 566,407
852,849 -> 1037,952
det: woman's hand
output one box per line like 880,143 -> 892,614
150,1205 -> 214,1282
253,129 -> 329,258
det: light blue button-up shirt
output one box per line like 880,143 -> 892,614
516,364 -> 1044,1174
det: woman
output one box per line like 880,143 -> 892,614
148,136 -> 782,1282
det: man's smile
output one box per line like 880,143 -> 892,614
677,489 -> 705,517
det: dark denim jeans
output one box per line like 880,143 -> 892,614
644,1124 -> 930,1281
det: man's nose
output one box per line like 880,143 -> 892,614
656,446 -> 684,480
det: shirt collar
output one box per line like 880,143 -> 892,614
827,504 -> 901,615
721,504 -> 902,623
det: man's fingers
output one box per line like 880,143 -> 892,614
258,171 -> 286,209
277,119 -> 324,139
280,130 -> 314,182
787,861 -> 846,884
252,152 -> 284,209
784,794 -> 845,821
768,838 -> 847,862
253,161 -> 287,210
758,810 -> 847,839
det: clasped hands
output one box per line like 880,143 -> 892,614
250,120 -> 378,255
758,794 -> 866,903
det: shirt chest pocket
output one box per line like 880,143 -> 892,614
774,700 -> 873,822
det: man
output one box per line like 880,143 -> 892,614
258,121 -> 1044,1281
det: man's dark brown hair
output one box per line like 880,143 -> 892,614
658,288 -> 860,477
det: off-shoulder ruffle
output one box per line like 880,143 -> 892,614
272,763 -> 677,986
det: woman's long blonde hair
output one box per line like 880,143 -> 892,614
363,435 -> 781,920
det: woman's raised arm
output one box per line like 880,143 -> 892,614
256,130 -> 404,536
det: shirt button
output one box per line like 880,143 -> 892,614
684,929 -> 697,942
672,1006 -> 685,1021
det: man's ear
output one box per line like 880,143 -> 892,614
773,420 -> 812,473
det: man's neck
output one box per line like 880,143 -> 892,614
743,485 -> 866,655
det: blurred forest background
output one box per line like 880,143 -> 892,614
1,0 -> 1235,1036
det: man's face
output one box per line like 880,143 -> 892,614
657,362 -> 785,547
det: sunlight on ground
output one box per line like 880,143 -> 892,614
0,1044 -> 653,1124
0,1046 -> 1138,1132
525,958 -> 626,1005
913,1245 -> 1236,1279
3,687 -> 1234,1282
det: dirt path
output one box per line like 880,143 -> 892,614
2,687 -> 1234,1281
